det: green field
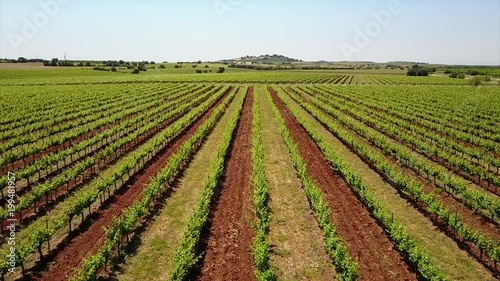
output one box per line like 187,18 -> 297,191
0,67 -> 499,281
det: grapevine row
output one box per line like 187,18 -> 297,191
282,86 -> 500,272
265,87 -> 358,280
71,85 -> 241,281
273,86 -> 448,280
250,86 -> 275,280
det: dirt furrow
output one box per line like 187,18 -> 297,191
196,87 -> 255,281
269,88 -> 416,281
295,87 -> 500,237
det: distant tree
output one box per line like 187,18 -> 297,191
484,76 -> 491,82
196,69 -> 202,73
457,73 -> 465,79
468,70 -> 479,76
17,57 -> 28,63
119,60 -> 125,65
85,61 -> 92,66
110,67 -> 117,72
77,62 -> 84,67
217,67 -> 225,73
469,76 -> 482,87
174,64 -> 180,68
197,60 -> 202,64
407,67 -> 428,76
150,61 -> 155,64
192,65 -> 197,68
159,65 -> 166,69
407,69 -> 417,76
59,61 -> 74,66
449,73 -> 458,78
131,68 -> 140,74
444,69 -> 452,74
138,63 -> 147,71
418,69 -> 429,76
204,65 -> 209,68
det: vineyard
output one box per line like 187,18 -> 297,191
0,71 -> 499,281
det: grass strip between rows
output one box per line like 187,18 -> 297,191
0,85 -> 230,277
275,86 -> 456,280
265,88 -> 358,281
168,86 -> 247,280
283,86 -> 500,268
70,86 -> 239,281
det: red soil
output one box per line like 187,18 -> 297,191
269,87 -> 416,281
295,87 -> 500,235
28,88 -> 233,281
346,129 -> 500,275
295,88 -> 500,276
312,88 -> 500,195
197,87 -> 255,281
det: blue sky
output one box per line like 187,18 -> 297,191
1,0 -> 499,65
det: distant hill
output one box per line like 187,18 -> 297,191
335,61 -> 376,64
387,61 -> 429,65
221,54 -> 302,65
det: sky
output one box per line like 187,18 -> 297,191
0,0 -> 499,65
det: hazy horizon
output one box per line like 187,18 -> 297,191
1,0 -> 499,65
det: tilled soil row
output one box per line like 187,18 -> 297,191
342,132 -> 500,275
319,89 -> 500,194
290,87 -> 500,237
286,88 -> 500,277
196,87 -> 256,281
269,87 -> 416,281
25,87 -> 233,281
